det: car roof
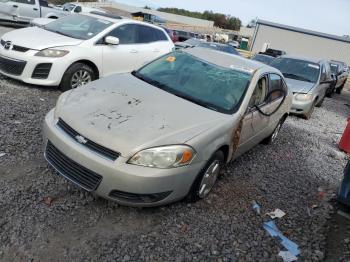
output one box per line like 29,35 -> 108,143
184,47 -> 272,74
279,55 -> 323,64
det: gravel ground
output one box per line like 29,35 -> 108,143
1,26 -> 350,261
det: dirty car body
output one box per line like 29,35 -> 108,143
43,47 -> 292,207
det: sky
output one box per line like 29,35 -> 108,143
114,0 -> 350,36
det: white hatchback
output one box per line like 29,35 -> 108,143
0,12 -> 174,90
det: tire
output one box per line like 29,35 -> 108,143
186,151 -> 225,203
60,63 -> 96,92
262,116 -> 286,145
304,100 -> 316,120
336,81 -> 346,94
315,95 -> 324,107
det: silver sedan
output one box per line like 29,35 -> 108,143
43,47 -> 292,207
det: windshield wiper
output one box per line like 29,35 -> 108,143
283,73 -> 313,83
132,71 -> 170,90
173,92 -> 219,112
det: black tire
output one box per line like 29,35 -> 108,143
60,62 -> 96,92
336,81 -> 346,94
315,95 -> 324,107
262,116 -> 286,145
304,100 -> 316,120
186,151 -> 225,203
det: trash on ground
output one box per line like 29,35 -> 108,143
278,250 -> 298,262
267,208 -> 286,219
0,152 -> 6,157
252,200 -> 261,215
39,98 -> 45,102
263,220 -> 300,257
43,196 -> 54,206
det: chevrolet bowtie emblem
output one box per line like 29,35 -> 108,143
4,41 -> 11,50
75,135 -> 87,144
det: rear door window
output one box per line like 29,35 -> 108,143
135,25 -> 168,43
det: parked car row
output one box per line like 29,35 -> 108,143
0,12 -> 347,207
251,52 -> 349,119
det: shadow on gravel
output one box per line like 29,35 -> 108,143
1,75 -> 60,92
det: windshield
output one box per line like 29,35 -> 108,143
252,54 -> 274,65
270,58 -> 320,83
133,52 -> 251,114
44,14 -> 112,40
198,42 -> 240,56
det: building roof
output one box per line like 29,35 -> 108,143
257,19 -> 350,44
91,2 -> 214,28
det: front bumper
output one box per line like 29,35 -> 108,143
290,96 -> 314,115
43,110 -> 205,207
0,47 -> 68,86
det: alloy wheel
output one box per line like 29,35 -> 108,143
271,121 -> 282,142
71,70 -> 92,89
198,160 -> 221,198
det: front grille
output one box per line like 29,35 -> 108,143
45,141 -> 102,191
0,55 -> 26,75
57,118 -> 120,161
32,63 -> 52,79
109,190 -> 172,204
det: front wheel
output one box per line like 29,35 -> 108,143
186,151 -> 225,202
60,63 -> 96,91
304,100 -> 316,120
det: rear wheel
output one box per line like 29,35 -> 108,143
262,116 -> 286,145
186,151 -> 225,202
60,63 -> 96,92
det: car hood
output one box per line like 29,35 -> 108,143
57,74 -> 229,157
285,78 -> 315,93
2,27 -> 83,50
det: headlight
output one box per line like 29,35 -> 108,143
35,48 -> 69,57
294,93 -> 313,101
128,145 -> 196,168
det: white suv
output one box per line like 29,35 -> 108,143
0,12 -> 174,90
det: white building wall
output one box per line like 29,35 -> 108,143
251,24 -> 350,64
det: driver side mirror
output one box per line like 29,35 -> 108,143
74,6 -> 82,13
105,36 -> 119,45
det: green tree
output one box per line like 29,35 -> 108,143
157,7 -> 241,30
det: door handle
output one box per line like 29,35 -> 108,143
130,50 -> 138,53
13,5 -> 18,7
33,8 -> 38,10
153,49 -> 160,52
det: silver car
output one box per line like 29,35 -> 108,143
43,47 -> 292,207
270,55 -> 333,119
